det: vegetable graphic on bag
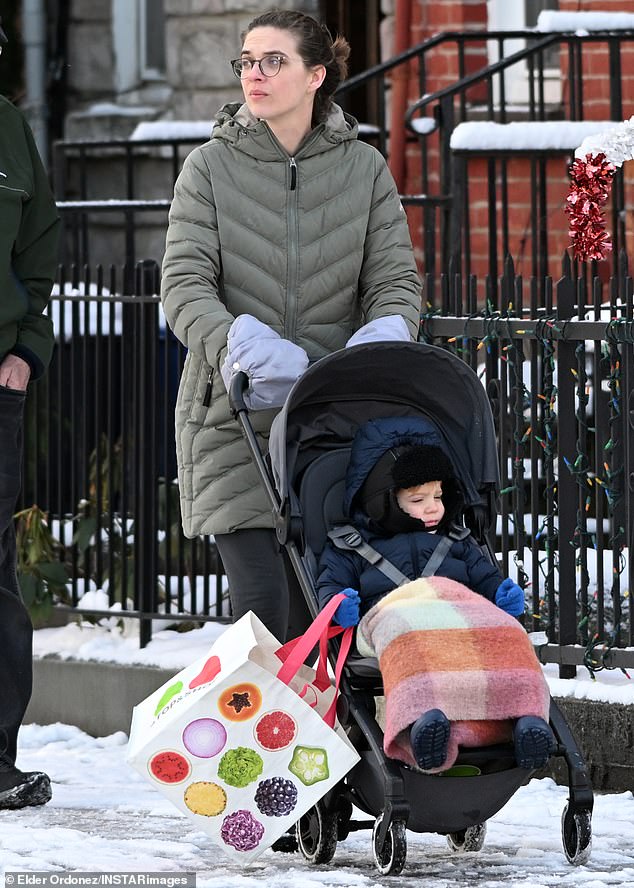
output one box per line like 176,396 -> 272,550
127,595 -> 359,863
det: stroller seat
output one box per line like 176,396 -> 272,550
298,448 -> 381,683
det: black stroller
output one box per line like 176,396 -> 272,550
228,340 -> 594,876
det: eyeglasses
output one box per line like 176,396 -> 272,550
230,55 -> 286,79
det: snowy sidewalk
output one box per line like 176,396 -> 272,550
1,723 -> 634,887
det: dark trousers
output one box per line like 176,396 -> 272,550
0,386 -> 32,771
215,528 -> 312,643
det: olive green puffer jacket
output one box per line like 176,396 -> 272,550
161,102 -> 421,537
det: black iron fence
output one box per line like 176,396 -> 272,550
20,263 -> 228,647
423,253 -> 634,677
21,258 -> 633,676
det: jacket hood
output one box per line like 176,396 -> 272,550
344,417 -> 465,533
211,101 -> 358,160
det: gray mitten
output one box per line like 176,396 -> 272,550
345,315 -> 412,348
221,314 -> 309,410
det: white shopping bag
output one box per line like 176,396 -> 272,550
126,594 -> 359,863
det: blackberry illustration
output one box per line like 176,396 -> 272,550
254,777 -> 298,817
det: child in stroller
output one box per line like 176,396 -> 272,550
229,340 -> 594,873
317,416 -> 556,774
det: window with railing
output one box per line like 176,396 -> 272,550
112,0 -> 166,93
487,0 -> 560,106
140,0 -> 166,80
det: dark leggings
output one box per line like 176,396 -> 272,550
0,386 -> 32,771
214,528 -> 313,642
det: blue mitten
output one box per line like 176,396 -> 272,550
495,578 -> 525,616
333,588 -> 360,628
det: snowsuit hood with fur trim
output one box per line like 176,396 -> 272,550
317,418 -> 501,613
315,415 -> 503,615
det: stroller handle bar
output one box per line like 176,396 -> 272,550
228,370 -> 250,416
227,368 -> 284,519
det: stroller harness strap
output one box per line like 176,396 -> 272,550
327,525 -> 454,586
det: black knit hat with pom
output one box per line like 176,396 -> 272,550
356,442 -> 462,535
391,444 -> 454,490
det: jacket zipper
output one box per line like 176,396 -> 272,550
202,369 -> 213,407
285,156 -> 299,341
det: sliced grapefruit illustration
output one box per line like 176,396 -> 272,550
254,710 -> 298,751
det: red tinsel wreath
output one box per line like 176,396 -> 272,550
565,153 -> 616,262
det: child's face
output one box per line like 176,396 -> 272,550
396,481 -> 445,530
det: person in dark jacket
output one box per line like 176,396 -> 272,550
316,417 -> 555,772
0,17 -> 59,809
161,10 -> 421,643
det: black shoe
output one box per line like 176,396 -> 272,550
514,716 -> 556,770
271,829 -> 298,853
410,708 -> 450,770
0,768 -> 52,810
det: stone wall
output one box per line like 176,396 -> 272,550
66,0 -> 115,103
546,698 -> 634,793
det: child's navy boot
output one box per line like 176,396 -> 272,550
409,708 -> 450,770
513,716 -> 556,770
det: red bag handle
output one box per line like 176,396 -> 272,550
275,592 -> 353,728
275,592 -> 344,683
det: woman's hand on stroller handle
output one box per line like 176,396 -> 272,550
221,314 -> 309,411
333,588 -> 361,627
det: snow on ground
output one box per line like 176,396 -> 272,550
2,723 -> 633,885
9,618 -> 632,882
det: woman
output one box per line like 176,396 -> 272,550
161,10 -> 421,641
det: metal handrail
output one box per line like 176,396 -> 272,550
335,29 -> 569,97
405,30 -> 634,132
404,34 -> 560,132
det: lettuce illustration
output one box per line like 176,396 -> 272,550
217,746 -> 264,788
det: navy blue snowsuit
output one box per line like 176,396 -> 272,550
316,417 -> 503,617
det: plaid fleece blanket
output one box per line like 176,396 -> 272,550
357,575 -> 550,772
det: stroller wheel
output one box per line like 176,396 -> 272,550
372,814 -> 407,876
447,822 -> 487,853
296,800 -> 338,864
561,804 -> 592,865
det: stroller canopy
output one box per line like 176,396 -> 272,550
268,341 -> 499,511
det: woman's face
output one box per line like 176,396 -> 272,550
239,27 -> 325,130
396,481 -> 445,530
